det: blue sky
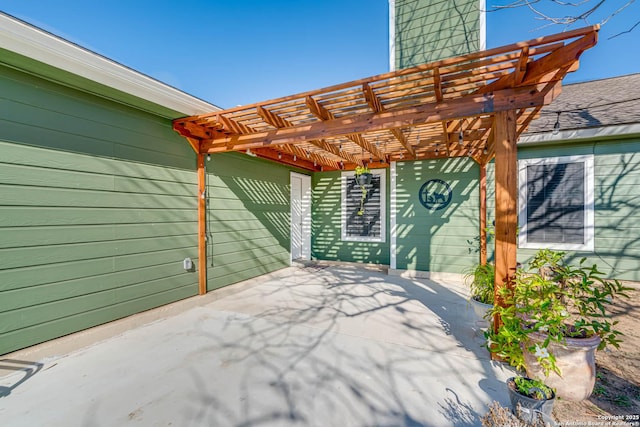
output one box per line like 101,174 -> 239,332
1,0 -> 638,109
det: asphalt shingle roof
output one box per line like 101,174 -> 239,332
523,73 -> 640,135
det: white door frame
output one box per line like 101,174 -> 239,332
290,172 -> 312,261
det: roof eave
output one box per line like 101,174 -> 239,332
519,123 -> 640,145
0,12 -> 220,117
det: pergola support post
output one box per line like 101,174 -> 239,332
479,162 -> 487,266
492,110 -> 518,352
197,153 -> 207,295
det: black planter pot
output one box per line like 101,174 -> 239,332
355,173 -> 372,186
507,377 -> 555,425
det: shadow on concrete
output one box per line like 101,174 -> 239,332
0,359 -> 43,398
184,264 -> 512,426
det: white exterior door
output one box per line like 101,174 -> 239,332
290,172 -> 311,261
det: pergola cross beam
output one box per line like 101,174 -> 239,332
364,82 -> 416,158
305,95 -> 388,162
171,27 -> 599,336
201,85 -> 554,153
256,105 -> 342,169
175,26 -> 598,172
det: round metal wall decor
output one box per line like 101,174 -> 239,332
419,179 -> 452,211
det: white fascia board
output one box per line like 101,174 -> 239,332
388,0 -> 396,72
0,13 -> 220,116
519,124 -> 640,146
478,0 -> 486,50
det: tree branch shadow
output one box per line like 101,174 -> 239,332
181,264 -> 511,426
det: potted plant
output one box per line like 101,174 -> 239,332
481,400 -> 555,427
464,262 -> 495,323
506,376 -> 555,425
486,249 -> 631,401
354,165 -> 372,186
354,166 -> 372,215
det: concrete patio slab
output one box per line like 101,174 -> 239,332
0,264 -> 515,426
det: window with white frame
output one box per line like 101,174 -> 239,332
518,155 -> 594,251
341,169 -> 386,242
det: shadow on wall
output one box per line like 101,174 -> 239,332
312,172 -> 389,265
205,154 -> 294,285
182,265 -> 509,426
517,152 -> 640,281
590,153 -> 639,273
396,158 -> 479,274
395,0 -> 481,69
217,175 -> 291,250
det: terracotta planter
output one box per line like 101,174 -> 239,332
507,377 -> 555,425
523,331 -> 601,401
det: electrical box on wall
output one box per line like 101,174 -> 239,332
183,257 -> 193,271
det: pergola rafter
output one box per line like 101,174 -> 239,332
304,95 -> 388,162
174,25 -> 598,348
255,106 -> 340,170
195,84 -> 553,155
174,26 -> 598,172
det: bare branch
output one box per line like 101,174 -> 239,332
609,19 -> 640,39
601,0 -> 636,25
551,0 -> 593,7
487,0 -> 636,31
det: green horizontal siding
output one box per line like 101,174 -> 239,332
0,47 -> 185,119
205,153 -> 298,291
395,158 -> 480,273
0,270 -> 195,326
312,171 -> 390,265
0,206 -> 194,227
0,63 -> 193,168
0,223 -> 195,249
395,0 -> 481,68
0,285 -> 194,357
0,184 -> 193,208
0,61 -> 198,355
0,235 -> 195,270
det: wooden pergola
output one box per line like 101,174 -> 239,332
173,26 -> 598,336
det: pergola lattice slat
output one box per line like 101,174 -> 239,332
174,26 -> 598,172
176,25 -> 598,352
200,84 -> 556,154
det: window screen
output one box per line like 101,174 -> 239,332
526,162 -> 585,244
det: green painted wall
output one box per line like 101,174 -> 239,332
0,47 -> 185,119
0,57 -> 301,355
394,0 -> 483,69
0,62 -> 199,355
485,138 -> 640,281
205,153 -> 301,290
312,170 -> 390,265
395,158 -> 480,273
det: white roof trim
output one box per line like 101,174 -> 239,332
478,0 -> 486,50
388,0 -> 396,72
0,13 -> 219,116
519,123 -> 640,145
